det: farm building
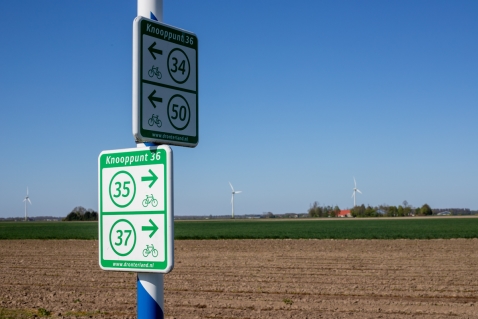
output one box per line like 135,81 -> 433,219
437,211 -> 452,216
337,210 -> 352,218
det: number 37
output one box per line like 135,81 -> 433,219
115,229 -> 132,246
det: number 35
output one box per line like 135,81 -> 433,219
113,181 -> 130,198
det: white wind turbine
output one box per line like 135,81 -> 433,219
229,182 -> 242,219
23,187 -> 32,221
351,177 -> 362,207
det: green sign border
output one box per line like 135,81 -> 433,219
99,147 -> 171,272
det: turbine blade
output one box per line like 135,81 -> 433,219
351,192 -> 355,198
229,182 -> 234,192
357,189 -> 362,194
354,177 -> 356,188
235,191 -> 242,194
27,187 -> 29,195
28,198 -> 32,205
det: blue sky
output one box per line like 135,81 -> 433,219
0,0 -> 477,218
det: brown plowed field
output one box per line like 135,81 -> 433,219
1,239 -> 477,318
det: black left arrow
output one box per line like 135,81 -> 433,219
148,42 -> 163,60
148,90 -> 162,108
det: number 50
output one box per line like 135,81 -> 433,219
171,104 -> 187,121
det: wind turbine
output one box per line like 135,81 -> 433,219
229,182 -> 242,219
23,187 -> 32,221
351,177 -> 362,207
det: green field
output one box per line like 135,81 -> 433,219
175,218 -> 478,239
0,221 -> 98,239
1,218 -> 477,240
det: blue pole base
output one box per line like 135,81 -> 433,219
137,273 -> 164,319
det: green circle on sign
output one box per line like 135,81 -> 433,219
109,171 -> 136,208
109,219 -> 136,257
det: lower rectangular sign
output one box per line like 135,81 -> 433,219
98,145 -> 173,273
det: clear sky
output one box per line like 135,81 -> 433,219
0,0 -> 477,218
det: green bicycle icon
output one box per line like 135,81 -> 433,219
142,194 -> 158,207
143,244 -> 158,257
148,114 -> 162,128
148,65 -> 162,79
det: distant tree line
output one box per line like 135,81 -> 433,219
307,200 -> 434,218
308,202 -> 341,218
263,212 -> 276,218
63,206 -> 98,221
350,202 -> 432,217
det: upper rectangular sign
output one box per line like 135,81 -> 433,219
133,17 -> 198,147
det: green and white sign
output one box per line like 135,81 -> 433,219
98,146 -> 173,273
133,17 -> 198,147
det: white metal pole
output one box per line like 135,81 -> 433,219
138,0 -> 163,22
136,2 -> 164,318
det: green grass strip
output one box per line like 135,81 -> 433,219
0,308 -> 43,319
0,221 -> 98,239
174,218 -> 478,240
1,218 -> 477,240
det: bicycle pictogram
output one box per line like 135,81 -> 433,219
148,65 -> 162,79
148,114 -> 162,128
142,194 -> 158,207
143,244 -> 159,257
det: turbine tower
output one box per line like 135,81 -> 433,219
351,177 -> 362,207
229,182 -> 242,219
23,187 -> 32,221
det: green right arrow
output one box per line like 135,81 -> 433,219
142,169 -> 158,188
142,219 -> 158,238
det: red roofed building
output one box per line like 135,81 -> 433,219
337,210 -> 352,218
